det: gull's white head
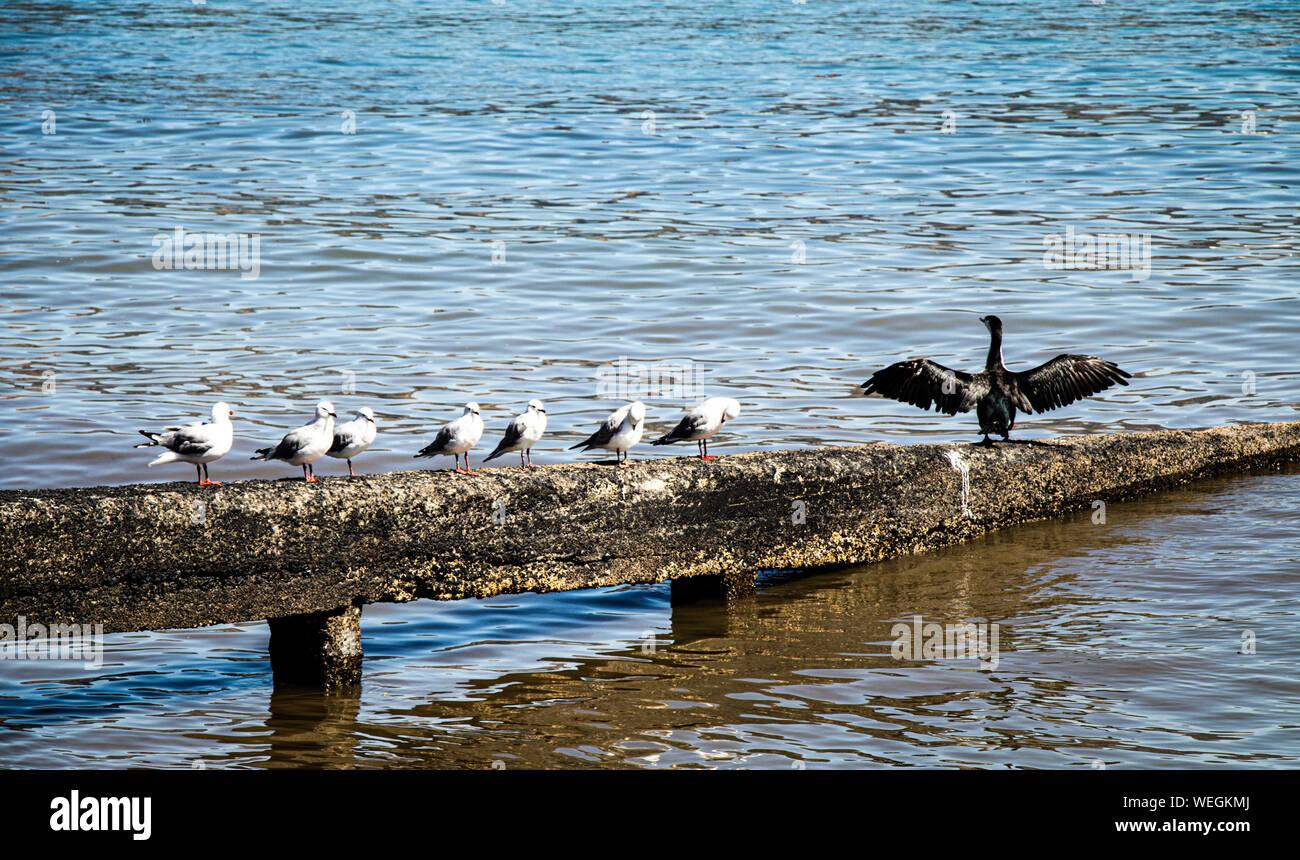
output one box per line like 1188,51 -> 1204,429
212,401 -> 234,422
628,401 -> 646,426
720,398 -> 741,422
358,407 -> 376,423
527,399 -> 545,414
316,400 -> 338,419
463,401 -> 481,417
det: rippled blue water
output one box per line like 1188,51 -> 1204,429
0,0 -> 1297,768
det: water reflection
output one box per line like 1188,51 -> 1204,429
262,687 -> 363,770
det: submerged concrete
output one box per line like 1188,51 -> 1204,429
2,421 -> 1298,685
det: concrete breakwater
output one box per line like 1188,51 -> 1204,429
3,421 -> 1298,687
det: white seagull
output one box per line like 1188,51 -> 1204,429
251,400 -> 337,483
651,397 -> 741,461
327,407 -> 378,476
570,401 -> 647,468
134,401 -> 235,485
483,399 -> 547,469
415,402 -> 485,475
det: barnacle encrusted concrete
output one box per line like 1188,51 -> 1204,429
4,421 -> 1298,634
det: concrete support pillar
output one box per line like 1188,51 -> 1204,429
670,570 -> 757,604
268,603 -> 362,689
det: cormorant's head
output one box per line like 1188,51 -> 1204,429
979,315 -> 1003,333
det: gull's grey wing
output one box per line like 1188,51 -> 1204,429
570,413 -> 621,450
1012,354 -> 1131,414
329,425 -> 359,455
652,412 -> 707,445
416,425 -> 455,457
164,424 -> 218,458
254,426 -> 309,461
485,417 -> 526,461
134,421 -> 188,446
862,358 -> 987,415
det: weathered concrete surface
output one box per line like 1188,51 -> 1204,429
3,421 -> 1299,635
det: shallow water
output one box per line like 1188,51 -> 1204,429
1,1 -> 1298,768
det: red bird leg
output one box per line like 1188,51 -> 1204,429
348,458 -> 356,477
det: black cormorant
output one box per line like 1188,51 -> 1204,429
861,315 -> 1131,445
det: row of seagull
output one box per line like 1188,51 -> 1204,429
135,397 -> 742,484
135,315 -> 1132,485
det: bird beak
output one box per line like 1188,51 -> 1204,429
330,412 -> 338,418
